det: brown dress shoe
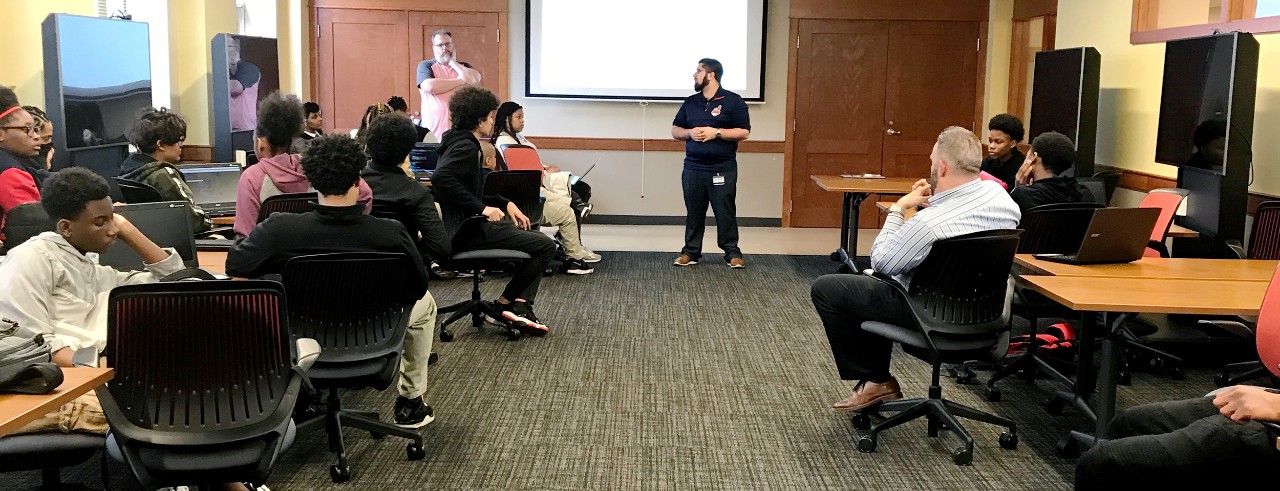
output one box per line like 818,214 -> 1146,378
832,378 -> 904,412
728,257 -> 745,269
673,254 -> 698,267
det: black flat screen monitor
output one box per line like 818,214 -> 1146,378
1155,34 -> 1237,174
98,201 -> 198,271
44,15 -> 152,151
212,33 -> 279,162
1179,166 -> 1221,237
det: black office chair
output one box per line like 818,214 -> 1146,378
283,253 -> 426,483
100,280 -> 313,489
437,216 -> 531,342
852,229 -> 1022,465
0,433 -> 107,490
1076,177 -> 1109,207
257,192 -> 316,223
983,202 -> 1101,401
1,202 -> 51,253
484,170 -> 544,225
112,177 -> 164,204
1091,170 -> 1123,204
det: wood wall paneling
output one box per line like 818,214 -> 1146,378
1013,0 -> 1057,20
182,145 -> 214,163
310,0 -> 506,12
783,18 -> 801,227
790,0 -> 990,21
530,137 -> 784,154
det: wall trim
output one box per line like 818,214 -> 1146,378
588,215 -> 782,227
1097,164 -> 1278,215
528,136 -> 785,153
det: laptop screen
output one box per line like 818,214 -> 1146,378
179,163 -> 241,210
409,143 -> 439,172
97,201 -> 198,271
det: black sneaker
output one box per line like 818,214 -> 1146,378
562,258 -> 594,275
394,396 -> 434,429
495,301 -> 550,336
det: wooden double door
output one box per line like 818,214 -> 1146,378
788,20 -> 981,228
314,8 -> 503,135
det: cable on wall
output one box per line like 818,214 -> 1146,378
639,101 -> 648,198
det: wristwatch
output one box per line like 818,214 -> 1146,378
715,129 -> 722,140
888,204 -> 906,216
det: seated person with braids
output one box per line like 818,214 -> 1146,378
120,107 -> 215,234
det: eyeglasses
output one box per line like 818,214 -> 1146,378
434,42 -> 453,49
0,125 -> 38,135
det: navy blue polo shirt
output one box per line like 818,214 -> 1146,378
672,87 -> 751,172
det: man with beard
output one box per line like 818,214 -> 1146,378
810,126 -> 1020,412
671,58 -> 751,269
415,30 -> 481,140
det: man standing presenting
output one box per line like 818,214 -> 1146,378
671,58 -> 751,269
416,29 -> 482,140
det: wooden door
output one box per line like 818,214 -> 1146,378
881,21 -> 981,179
407,11 -> 503,117
789,20 -> 890,229
315,8 -> 409,135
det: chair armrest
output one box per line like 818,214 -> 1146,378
295,338 -> 321,372
72,347 -> 100,368
1225,240 -> 1246,259
1197,319 -> 1254,339
860,270 -> 907,294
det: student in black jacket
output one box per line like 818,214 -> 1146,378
226,134 -> 438,429
431,86 -> 556,336
981,114 -> 1026,191
360,113 -> 449,263
1010,131 -> 1093,212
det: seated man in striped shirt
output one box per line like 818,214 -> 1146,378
811,126 -> 1021,411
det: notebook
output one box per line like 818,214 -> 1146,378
178,162 -> 242,217
98,201 -> 199,272
1032,207 -> 1162,265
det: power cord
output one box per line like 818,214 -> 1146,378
109,10 -> 133,20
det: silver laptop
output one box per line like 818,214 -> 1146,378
178,162 -> 242,217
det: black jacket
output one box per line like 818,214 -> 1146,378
360,164 -> 450,262
1010,176 -> 1093,213
980,147 -> 1025,192
431,129 -> 510,239
225,203 -> 429,303
119,153 -> 213,233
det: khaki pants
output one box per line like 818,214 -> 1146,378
397,291 -> 437,401
13,389 -> 108,435
540,193 -> 587,258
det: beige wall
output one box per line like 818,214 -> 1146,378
984,0 -> 1015,125
0,0 -> 97,106
169,0 -> 238,146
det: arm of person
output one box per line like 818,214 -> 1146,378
431,145 -> 488,216
717,100 -> 752,141
232,170 -> 264,238
113,213 -> 175,268
672,126 -> 694,141
451,61 -> 482,85
0,249 -> 82,361
671,101 -> 692,141
419,78 -> 468,95
869,183 -> 936,276
225,219 -> 278,278
0,168 -> 41,213
716,128 -> 751,141
413,191 -> 451,262
1212,385 -> 1280,423
156,166 -> 214,234
396,228 -> 431,303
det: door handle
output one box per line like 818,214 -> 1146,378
885,129 -> 902,136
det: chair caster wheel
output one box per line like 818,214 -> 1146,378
407,441 -> 426,460
1044,396 -> 1065,415
985,387 -> 1002,402
856,435 -> 877,453
370,432 -> 385,440
1056,435 -> 1081,458
927,416 -> 941,437
506,330 -> 521,341
851,413 -> 871,430
330,463 -> 351,483
951,446 -> 973,465
1168,367 -> 1185,380
1215,372 -> 1231,387
439,330 -> 454,342
428,351 -> 439,365
830,251 -> 842,262
999,431 -> 1019,450
1118,370 -> 1132,386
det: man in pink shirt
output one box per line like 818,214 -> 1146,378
415,29 -> 482,140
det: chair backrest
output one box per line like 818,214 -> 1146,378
1248,201 -> 1280,260
1076,177 -> 1109,206
1092,170 -> 1123,204
113,177 -> 164,204
1139,189 -> 1186,243
371,198 -> 417,237
258,192 -> 315,223
1,202 -> 50,250
1257,265 -> 1280,378
282,253 -> 414,372
499,144 -> 545,171
483,170 -> 543,216
905,229 -> 1022,339
1016,202 -> 1103,254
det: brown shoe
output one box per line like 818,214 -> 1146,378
728,257 -> 745,269
673,254 -> 698,267
832,378 -> 903,412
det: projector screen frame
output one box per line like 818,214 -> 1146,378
524,0 -> 769,102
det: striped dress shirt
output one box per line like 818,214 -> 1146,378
870,178 -> 1021,287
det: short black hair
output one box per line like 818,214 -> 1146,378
988,113 -> 1025,142
304,101 -> 321,117
699,58 -> 724,83
41,167 -> 110,221
387,96 -> 409,112
128,107 -> 187,154
255,91 -> 304,151
448,85 -> 499,133
1029,131 -> 1077,175
300,134 -> 366,196
365,114 -> 418,169
0,86 -> 20,124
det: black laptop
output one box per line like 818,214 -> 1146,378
1033,207 -> 1162,265
409,143 -> 440,181
178,162 -> 242,217
98,201 -> 199,272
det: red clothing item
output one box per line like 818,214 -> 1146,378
0,166 -> 41,242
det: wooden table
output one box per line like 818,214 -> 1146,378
212,216 -> 234,226
1015,255 -> 1277,282
811,175 -> 919,271
875,200 -> 916,220
198,251 -> 227,275
1166,224 -> 1198,238
0,367 -> 114,437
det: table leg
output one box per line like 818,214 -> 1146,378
1057,311 -> 1136,457
830,192 -> 867,272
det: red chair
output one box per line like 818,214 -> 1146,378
499,144 -> 545,171
1140,188 -> 1188,257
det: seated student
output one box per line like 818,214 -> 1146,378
432,86 -> 557,335
120,107 -> 215,234
1009,131 -> 1093,212
360,113 -> 449,265
235,91 -> 372,238
22,105 -> 53,187
288,101 -> 325,154
811,127 -> 1021,411
0,87 -> 43,238
490,101 -> 601,264
387,95 -> 432,142
1075,385 -> 1280,488
225,134 -> 437,428
981,113 -> 1026,191
0,167 -> 184,434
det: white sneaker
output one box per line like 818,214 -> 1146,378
575,251 -> 602,263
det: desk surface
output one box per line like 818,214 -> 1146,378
1018,276 -> 1265,316
211,216 -> 234,226
1166,224 -> 1198,238
0,367 -> 114,437
199,251 -> 227,275
811,175 -> 918,194
1015,255 -> 1277,282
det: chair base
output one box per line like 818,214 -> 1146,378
985,350 -> 1076,402
296,389 -> 425,483
1217,360 -> 1268,387
436,270 -> 521,342
853,385 -> 1018,466
1118,327 -> 1185,380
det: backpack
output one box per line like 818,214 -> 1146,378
0,317 -> 63,395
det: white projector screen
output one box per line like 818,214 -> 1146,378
526,0 -> 768,102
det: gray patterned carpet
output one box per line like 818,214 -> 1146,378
3,252 -> 1247,490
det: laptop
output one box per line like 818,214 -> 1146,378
569,157 -> 600,186
1033,207 -> 1162,265
409,142 -> 440,181
98,201 -> 199,272
178,162 -> 242,217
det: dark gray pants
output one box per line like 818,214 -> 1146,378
453,221 -> 557,301
810,274 -> 916,381
681,169 -> 741,262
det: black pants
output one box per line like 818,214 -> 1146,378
681,169 -> 741,261
1075,396 -> 1280,489
453,221 -> 557,302
810,274 -> 916,381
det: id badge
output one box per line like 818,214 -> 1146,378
713,174 -> 726,186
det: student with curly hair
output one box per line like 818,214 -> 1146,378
234,91 -> 372,237
120,107 -> 214,234
360,113 -> 448,264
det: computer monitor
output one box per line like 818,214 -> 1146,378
409,143 -> 439,172
97,201 -> 198,271
177,162 -> 242,215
